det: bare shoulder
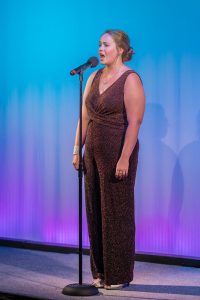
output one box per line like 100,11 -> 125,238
87,70 -> 99,85
124,70 -> 145,102
125,70 -> 143,87
83,70 -> 99,99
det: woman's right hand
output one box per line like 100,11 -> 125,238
72,154 -> 79,170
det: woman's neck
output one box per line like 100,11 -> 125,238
104,61 -> 124,73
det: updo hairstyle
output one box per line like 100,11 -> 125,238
104,29 -> 135,62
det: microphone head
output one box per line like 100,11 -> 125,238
88,56 -> 99,68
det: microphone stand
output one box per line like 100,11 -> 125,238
62,71 -> 98,296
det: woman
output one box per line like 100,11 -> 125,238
72,29 -> 145,290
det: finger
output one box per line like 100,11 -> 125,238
116,171 -> 123,179
73,163 -> 77,169
122,170 -> 127,177
73,163 -> 79,170
115,170 -> 121,177
117,170 -> 127,179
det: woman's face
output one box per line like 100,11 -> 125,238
99,33 -> 123,65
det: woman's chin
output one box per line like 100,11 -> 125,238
100,58 -> 106,64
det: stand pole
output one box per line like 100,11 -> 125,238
79,71 -> 83,285
62,71 -> 98,296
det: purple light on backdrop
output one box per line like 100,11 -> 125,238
1,0 -> 200,259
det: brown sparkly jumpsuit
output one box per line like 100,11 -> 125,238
83,68 -> 140,285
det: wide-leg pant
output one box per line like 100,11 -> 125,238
83,120 -> 139,285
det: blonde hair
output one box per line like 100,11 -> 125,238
104,29 -> 134,62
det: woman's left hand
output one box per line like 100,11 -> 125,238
115,157 -> 129,179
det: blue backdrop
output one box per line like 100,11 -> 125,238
0,0 -> 200,259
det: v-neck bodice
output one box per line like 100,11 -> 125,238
98,69 -> 132,96
85,68 -> 140,130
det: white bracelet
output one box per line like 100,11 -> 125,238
73,145 -> 79,155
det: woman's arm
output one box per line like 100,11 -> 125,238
115,72 -> 145,179
72,70 -> 97,170
73,70 -> 98,149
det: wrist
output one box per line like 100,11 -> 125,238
120,154 -> 129,161
73,145 -> 79,155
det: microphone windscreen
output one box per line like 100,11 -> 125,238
88,56 -> 99,68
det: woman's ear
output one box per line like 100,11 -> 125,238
118,47 -> 124,56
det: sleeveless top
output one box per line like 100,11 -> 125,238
85,68 -> 142,130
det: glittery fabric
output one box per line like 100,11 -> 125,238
83,68 -> 139,285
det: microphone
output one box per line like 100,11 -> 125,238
70,56 -> 99,75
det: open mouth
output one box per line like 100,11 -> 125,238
99,53 -> 105,59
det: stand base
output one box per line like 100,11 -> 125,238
62,283 -> 99,296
